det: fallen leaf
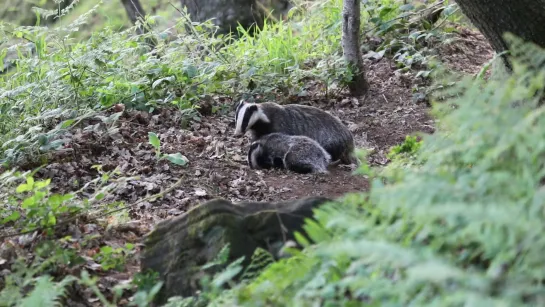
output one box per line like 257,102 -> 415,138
194,188 -> 207,197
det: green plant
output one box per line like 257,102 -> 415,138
0,249 -> 78,306
2,174 -> 82,231
362,0 -> 463,75
387,135 -> 423,160
93,243 -> 135,271
148,131 -> 189,166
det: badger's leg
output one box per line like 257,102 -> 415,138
287,163 -> 315,174
329,159 -> 342,167
283,151 -> 314,174
339,151 -> 360,166
272,157 -> 285,169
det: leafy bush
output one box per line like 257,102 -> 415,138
361,0 -> 463,75
187,34 -> 545,306
387,135 -> 422,160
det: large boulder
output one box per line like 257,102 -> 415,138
140,196 -> 333,304
179,0 -> 293,35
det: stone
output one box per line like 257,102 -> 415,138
140,195 -> 333,304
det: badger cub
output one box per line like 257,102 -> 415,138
247,132 -> 332,174
235,100 -> 357,165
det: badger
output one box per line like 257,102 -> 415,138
247,132 -> 334,174
234,100 -> 358,165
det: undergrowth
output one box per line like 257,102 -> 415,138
178,34 -> 545,306
0,0 -> 475,305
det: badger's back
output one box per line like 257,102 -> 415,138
260,103 -> 354,162
255,133 -> 331,174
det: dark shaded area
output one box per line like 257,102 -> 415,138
454,0 -> 545,70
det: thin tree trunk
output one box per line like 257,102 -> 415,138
454,0 -> 545,71
120,0 -> 148,35
120,0 -> 157,49
341,0 -> 369,97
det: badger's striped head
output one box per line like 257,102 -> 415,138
247,141 -> 262,169
234,100 -> 270,136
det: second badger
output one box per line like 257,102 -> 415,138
247,132 -> 333,174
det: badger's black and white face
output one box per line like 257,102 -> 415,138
247,141 -> 262,169
234,100 -> 270,136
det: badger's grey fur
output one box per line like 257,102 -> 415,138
235,100 -> 358,165
247,132 -> 332,174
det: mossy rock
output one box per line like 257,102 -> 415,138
140,196 -> 333,304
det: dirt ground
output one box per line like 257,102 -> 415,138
2,28 -> 494,305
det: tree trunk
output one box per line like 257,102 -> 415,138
342,0 -> 369,97
178,0 -> 292,36
120,0 -> 150,35
454,0 -> 545,71
120,0 -> 157,48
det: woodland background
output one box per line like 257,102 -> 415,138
1,0 -> 545,306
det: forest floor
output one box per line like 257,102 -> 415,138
2,26 -> 493,305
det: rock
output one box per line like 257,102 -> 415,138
140,196 -> 333,304
180,0 -> 293,36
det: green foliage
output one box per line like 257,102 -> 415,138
362,0 -> 463,77
18,275 -> 77,307
93,243 -> 135,271
148,132 -> 162,158
0,166 -> 128,233
188,34 -> 545,306
148,131 -> 189,166
387,135 -> 423,160
0,244 -> 79,306
1,171 -> 81,231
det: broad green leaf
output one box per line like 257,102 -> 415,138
2,211 -> 21,224
16,183 -> 31,193
22,196 -> 36,208
46,212 -> 56,226
152,76 -> 175,89
34,179 -> 51,189
57,119 -> 75,129
148,132 -> 160,150
164,153 -> 188,166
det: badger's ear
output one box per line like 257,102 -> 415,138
252,106 -> 270,124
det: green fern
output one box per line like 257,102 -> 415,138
202,34 -> 545,306
19,275 -> 77,307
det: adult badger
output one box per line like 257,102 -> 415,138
234,100 -> 357,165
